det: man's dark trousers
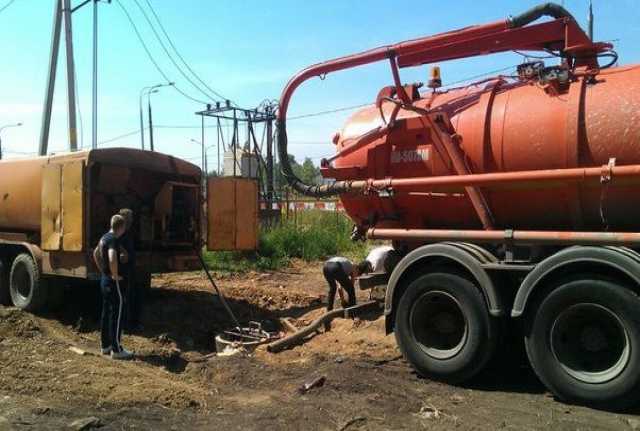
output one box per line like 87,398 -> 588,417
322,261 -> 356,311
100,275 -> 124,353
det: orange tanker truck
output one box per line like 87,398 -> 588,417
277,3 -> 640,409
0,148 -> 257,312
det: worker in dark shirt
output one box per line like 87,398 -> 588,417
118,208 -> 139,331
93,214 -> 133,360
322,257 -> 370,311
323,246 -> 396,313
322,256 -> 370,331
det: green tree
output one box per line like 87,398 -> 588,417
273,154 -> 301,189
271,155 -> 320,196
298,157 -> 320,184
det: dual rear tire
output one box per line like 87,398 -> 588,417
394,272 -> 499,383
395,271 -> 640,410
525,279 -> 640,410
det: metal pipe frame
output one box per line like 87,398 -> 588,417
345,163 -> 640,192
277,16 -> 607,122
276,6 -> 612,198
368,228 -> 640,246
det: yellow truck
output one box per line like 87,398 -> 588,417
0,147 -> 258,311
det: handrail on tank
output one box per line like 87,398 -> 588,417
277,3 -> 613,198
349,163 -> 640,191
367,228 -> 640,247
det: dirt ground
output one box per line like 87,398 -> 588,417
1,261 -> 639,430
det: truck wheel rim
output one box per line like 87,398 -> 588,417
13,263 -> 31,301
410,290 -> 468,360
550,303 -> 630,384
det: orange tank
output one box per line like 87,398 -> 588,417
327,65 -> 640,232
0,157 -> 49,232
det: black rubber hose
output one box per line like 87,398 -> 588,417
507,2 -> 575,28
276,119 -> 352,197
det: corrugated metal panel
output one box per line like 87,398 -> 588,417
62,161 -> 84,251
41,164 -> 62,251
207,178 -> 258,251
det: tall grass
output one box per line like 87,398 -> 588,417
203,210 -> 368,273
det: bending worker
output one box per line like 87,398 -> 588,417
322,256 -> 364,312
322,245 -> 395,312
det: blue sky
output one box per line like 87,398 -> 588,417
1,0 -> 639,170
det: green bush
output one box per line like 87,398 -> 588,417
203,210 -> 367,273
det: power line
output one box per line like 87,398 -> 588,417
0,0 -> 16,14
142,0 -> 235,105
114,0 -> 209,105
442,64 -> 518,87
97,124 -> 230,145
130,0 -> 219,103
289,103 -> 371,120
99,129 -> 142,145
97,64 -> 522,147
96,127 -> 331,147
155,124 -> 232,129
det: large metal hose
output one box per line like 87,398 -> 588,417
276,119 -> 353,197
276,3 -> 583,198
507,3 -> 574,28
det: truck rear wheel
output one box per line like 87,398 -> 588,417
525,279 -> 640,410
395,272 -> 498,383
9,253 -> 48,312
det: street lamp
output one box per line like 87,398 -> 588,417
139,82 -> 173,150
191,138 -> 208,177
191,139 -> 218,176
147,89 -> 159,152
0,123 -> 23,160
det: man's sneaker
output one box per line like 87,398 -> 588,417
101,347 -> 111,355
111,349 -> 134,360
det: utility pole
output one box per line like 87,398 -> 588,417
39,0 -> 63,156
89,0 -> 112,149
588,0 -> 594,41
62,0 -> 78,151
202,130 -> 207,177
216,117 -> 221,175
148,92 -> 155,152
191,138 -> 207,178
39,0 -> 109,156
266,111 -> 274,204
141,83 -> 172,151
138,87 -> 155,151
92,0 -> 98,149
232,109 -> 237,177
138,87 -> 149,150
